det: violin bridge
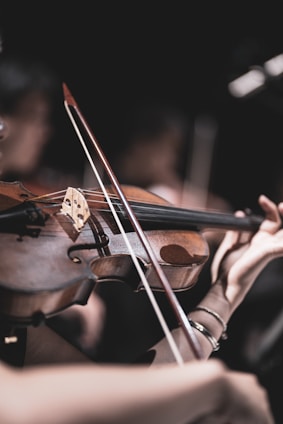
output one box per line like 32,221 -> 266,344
60,187 -> 90,232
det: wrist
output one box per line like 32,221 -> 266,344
188,284 -> 232,351
199,282 -> 232,323
192,306 -> 228,340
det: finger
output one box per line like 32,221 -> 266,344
211,215 -> 249,281
233,210 -> 254,244
278,201 -> 283,217
258,194 -> 282,233
214,210 -> 251,255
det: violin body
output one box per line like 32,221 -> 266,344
0,181 -> 209,325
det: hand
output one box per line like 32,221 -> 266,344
193,367 -> 274,424
211,194 -> 283,310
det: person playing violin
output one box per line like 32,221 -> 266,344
0,51 -> 84,193
0,191 -> 281,424
0,51 -> 280,423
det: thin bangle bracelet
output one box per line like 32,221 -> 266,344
192,306 -> 228,340
188,318 -> 220,352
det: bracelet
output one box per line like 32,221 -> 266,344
192,306 -> 228,340
188,319 -> 220,352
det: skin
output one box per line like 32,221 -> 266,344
0,92 -> 53,178
0,358 -> 274,424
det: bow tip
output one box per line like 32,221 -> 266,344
62,82 -> 77,107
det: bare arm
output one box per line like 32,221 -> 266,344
0,358 -> 273,424
152,195 -> 283,362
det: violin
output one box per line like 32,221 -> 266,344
0,179 -> 262,323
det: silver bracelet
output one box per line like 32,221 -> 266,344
192,306 -> 228,340
188,319 -> 220,352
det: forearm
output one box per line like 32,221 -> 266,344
186,282 -> 232,358
151,282 -> 231,363
0,360 -> 224,424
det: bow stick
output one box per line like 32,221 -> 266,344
63,83 -> 204,362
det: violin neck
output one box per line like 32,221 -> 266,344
117,201 -> 264,231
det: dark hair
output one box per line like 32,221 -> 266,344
0,52 -> 61,115
125,102 -> 189,143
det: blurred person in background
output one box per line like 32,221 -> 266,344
0,51 -> 84,193
111,101 -> 231,218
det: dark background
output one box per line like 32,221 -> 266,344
2,3 -> 283,421
2,1 -> 283,211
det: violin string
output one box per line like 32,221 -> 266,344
29,188 -> 240,220
64,94 -> 188,365
30,190 -> 67,201
26,190 -> 260,232
29,188 -> 160,206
